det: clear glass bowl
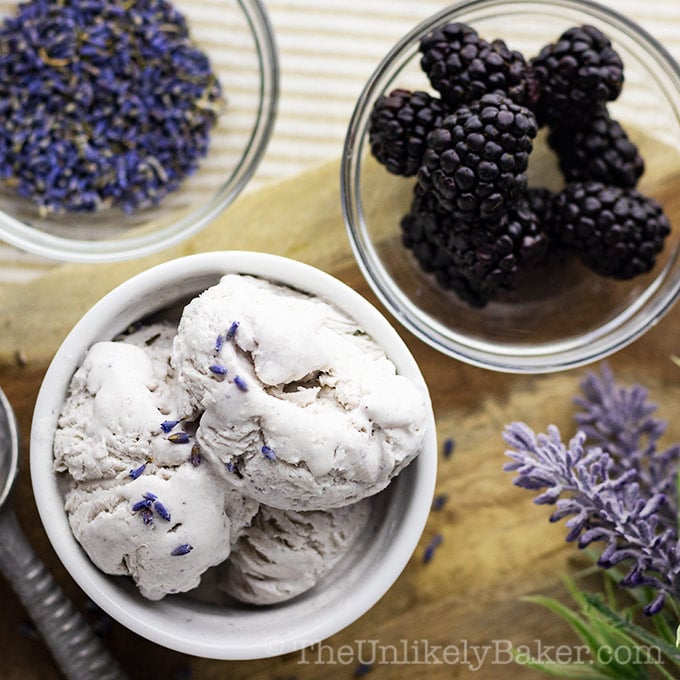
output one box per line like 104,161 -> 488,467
341,0 -> 680,373
0,0 -> 278,263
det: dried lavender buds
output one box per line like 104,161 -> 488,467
171,543 -> 193,556
128,463 -> 146,480
0,0 -> 223,215
168,431 -> 191,444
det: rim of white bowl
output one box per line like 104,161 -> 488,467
341,0 -> 680,374
0,0 -> 279,263
30,251 -> 437,659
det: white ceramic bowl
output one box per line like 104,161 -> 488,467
29,251 -> 437,660
341,0 -> 680,373
0,0 -> 278,263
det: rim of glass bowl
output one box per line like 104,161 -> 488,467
341,0 -> 680,374
0,0 -> 279,264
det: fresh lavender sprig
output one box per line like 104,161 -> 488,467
575,364 -> 680,502
503,365 -> 680,616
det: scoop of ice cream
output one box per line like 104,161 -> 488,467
173,274 -> 429,509
54,322 -> 189,481
170,273 -> 388,412
65,464 -> 258,600
219,499 -> 371,605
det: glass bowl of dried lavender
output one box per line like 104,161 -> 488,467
0,0 -> 278,262
30,251 -> 437,659
341,0 -> 680,373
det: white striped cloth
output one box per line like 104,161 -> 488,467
1,0 -> 679,282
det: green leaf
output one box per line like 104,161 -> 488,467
583,594 -> 680,670
520,595 -> 644,679
521,594 -> 605,654
584,593 -> 680,680
520,577 -> 680,680
652,614 -> 676,647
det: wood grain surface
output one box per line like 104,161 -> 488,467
1,159 -> 679,679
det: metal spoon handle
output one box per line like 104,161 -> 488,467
0,508 -> 128,680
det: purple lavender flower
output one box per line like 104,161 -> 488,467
423,534 -> 443,564
128,463 -> 146,480
132,498 -> 153,512
160,419 -> 180,433
503,365 -> 680,615
574,364 -> 679,500
431,493 -> 448,511
153,500 -> 171,522
190,444 -> 201,467
261,445 -> 276,460
168,431 -> 191,444
171,544 -> 193,556
225,321 -> 239,340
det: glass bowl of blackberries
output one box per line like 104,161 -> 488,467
341,0 -> 680,373
0,0 -> 278,262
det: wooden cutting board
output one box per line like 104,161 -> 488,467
1,158 -> 680,680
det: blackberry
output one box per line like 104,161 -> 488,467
400,185 -> 492,307
420,22 -> 528,108
417,92 -> 537,223
368,89 -> 445,177
528,25 -> 624,127
445,193 -> 549,292
554,182 -> 671,279
547,107 -> 644,188
401,185 -> 549,305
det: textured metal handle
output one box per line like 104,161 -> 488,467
0,507 -> 128,680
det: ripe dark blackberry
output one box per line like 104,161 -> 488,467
368,89 -> 445,177
420,22 -> 528,108
445,193 -> 549,292
528,25 -> 624,127
417,92 -> 537,223
401,185 -> 549,305
547,107 -> 644,188
400,185 -> 492,307
554,182 -> 671,279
